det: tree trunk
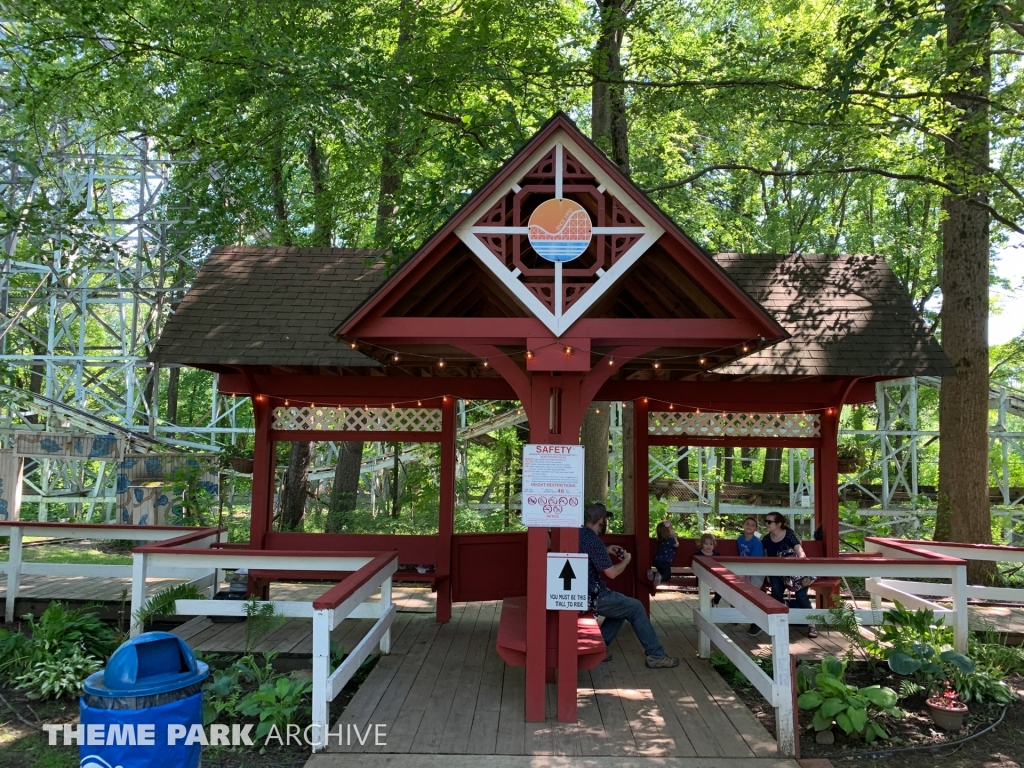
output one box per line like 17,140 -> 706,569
581,403 -> 609,504
677,448 -> 690,480
591,0 -> 630,173
166,366 -> 180,424
762,447 -> 783,485
326,441 -> 362,533
723,447 -> 734,483
391,442 -> 401,518
935,0 -> 994,584
270,134 -> 291,246
503,445 -> 512,530
307,130 -> 331,247
621,401 -> 634,534
279,441 -> 312,531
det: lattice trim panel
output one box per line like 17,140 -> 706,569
649,412 -> 821,439
272,406 -> 443,433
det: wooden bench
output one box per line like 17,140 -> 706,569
247,531 -> 452,621
495,596 -> 606,671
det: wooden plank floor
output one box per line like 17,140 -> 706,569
326,592 -> 784,757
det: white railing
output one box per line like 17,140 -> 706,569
129,529 -> 397,751
0,522 -> 222,622
693,543 -> 969,757
865,538 -> 1024,636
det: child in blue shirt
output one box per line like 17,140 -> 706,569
648,520 -> 678,587
738,516 -> 767,635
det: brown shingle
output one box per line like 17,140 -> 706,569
150,246 -> 387,367
713,253 -> 953,377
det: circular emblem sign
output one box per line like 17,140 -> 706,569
527,198 -> 592,262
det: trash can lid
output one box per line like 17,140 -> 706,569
84,632 -> 209,697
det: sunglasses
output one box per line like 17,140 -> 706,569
766,519 -> 778,524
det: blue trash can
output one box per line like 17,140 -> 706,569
80,632 -> 209,768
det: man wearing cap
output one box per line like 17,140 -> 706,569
579,503 -> 679,668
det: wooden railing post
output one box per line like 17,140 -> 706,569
4,525 -> 22,623
380,576 -> 393,654
698,571 -> 711,658
312,607 -> 331,751
951,562 -> 968,652
770,612 -> 795,757
130,550 -> 148,637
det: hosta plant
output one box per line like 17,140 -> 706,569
797,655 -> 901,743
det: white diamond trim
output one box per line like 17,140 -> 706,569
454,128 -> 664,337
272,407 -> 443,433
648,411 -> 821,439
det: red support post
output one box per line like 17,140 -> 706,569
437,396 -> 456,623
634,397 -> 651,613
820,408 -> 841,559
248,394 -> 274,549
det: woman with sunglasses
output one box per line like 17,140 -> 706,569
760,513 -> 817,639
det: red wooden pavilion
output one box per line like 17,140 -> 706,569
151,113 -> 952,725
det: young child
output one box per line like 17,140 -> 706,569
737,516 -> 767,635
693,532 -> 722,606
648,520 -> 678,587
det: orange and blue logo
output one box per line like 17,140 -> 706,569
527,199 -> 592,262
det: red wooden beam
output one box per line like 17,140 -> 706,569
347,316 -> 764,346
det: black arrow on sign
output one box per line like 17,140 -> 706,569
558,560 -> 576,591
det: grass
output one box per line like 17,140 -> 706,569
0,541 -> 131,565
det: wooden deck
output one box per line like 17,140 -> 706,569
324,592 -> 780,758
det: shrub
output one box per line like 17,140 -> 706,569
797,656 -> 901,743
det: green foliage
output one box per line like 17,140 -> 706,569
133,582 -> 206,631
237,676 -> 313,741
168,460 -> 218,527
796,655 -> 901,743
243,599 -> 286,654
2,602 -> 118,699
16,643 -> 103,700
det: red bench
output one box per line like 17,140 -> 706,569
495,597 -> 606,671
246,531 -> 452,621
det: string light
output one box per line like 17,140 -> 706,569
742,344 -> 749,353
669,403 -> 674,410
698,357 -> 706,367
653,360 -> 661,369
564,346 -> 573,355
284,399 -> 289,406
392,353 -> 400,363
349,340 -> 357,349
608,356 -> 615,366
595,408 -> 600,414
438,358 -> 445,368
417,400 -> 422,407
525,350 -> 534,360
482,358 -> 489,368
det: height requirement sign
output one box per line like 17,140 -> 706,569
522,444 -> 584,527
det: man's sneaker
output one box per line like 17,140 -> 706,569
602,653 -> 613,663
646,655 -> 680,668
747,623 -> 762,636
646,568 -> 662,587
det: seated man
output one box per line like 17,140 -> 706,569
578,503 -> 679,668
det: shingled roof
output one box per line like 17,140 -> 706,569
713,252 -> 954,377
150,246 -> 386,367
151,246 -> 952,378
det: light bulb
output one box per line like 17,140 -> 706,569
564,346 -> 573,355
653,360 -> 661,369
438,358 -> 445,368
608,357 -> 615,366
482,358 -> 489,367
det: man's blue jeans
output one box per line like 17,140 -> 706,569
593,590 -> 667,659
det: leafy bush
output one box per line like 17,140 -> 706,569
16,643 -> 102,699
2,602 -> 119,699
133,583 -> 207,631
237,677 -> 312,740
797,655 -> 901,743
873,603 -> 1015,704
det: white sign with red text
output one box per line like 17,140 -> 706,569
522,444 -> 584,528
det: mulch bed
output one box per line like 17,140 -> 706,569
725,662 -> 1023,766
